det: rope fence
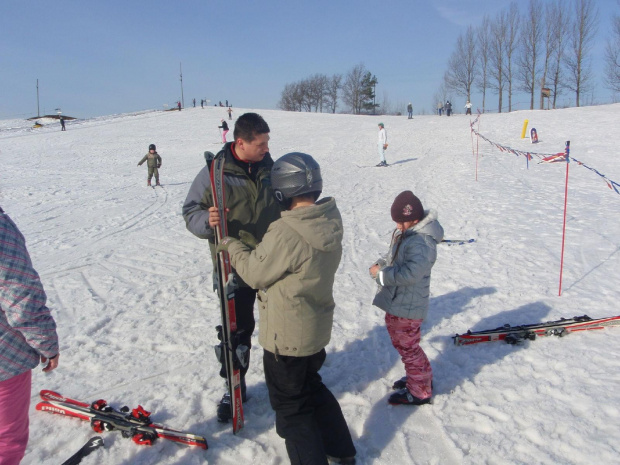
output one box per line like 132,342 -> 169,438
469,113 -> 620,195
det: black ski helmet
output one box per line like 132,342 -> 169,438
149,144 -> 156,151
271,152 -> 322,209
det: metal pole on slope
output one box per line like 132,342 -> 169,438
36,79 -> 40,117
180,62 -> 185,109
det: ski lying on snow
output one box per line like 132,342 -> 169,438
441,239 -> 476,245
35,390 -> 207,449
358,165 -> 390,168
61,436 -> 104,465
454,314 -> 620,346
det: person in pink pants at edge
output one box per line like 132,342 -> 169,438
219,119 -> 229,143
369,191 -> 443,406
0,207 -> 59,465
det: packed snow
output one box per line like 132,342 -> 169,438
2,103 -> 620,464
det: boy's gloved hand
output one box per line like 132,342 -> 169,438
373,258 -> 387,268
239,230 -> 258,249
216,236 -> 237,254
369,258 -> 386,279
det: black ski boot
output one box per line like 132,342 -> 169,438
216,377 -> 247,423
217,392 -> 232,423
388,388 -> 431,406
392,377 -> 433,392
392,376 -> 407,390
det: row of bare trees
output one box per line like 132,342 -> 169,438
278,74 -> 341,113
278,64 -> 379,114
443,0 -> 603,112
605,1 -> 620,94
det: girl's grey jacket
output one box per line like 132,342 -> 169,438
372,209 -> 444,320
225,197 -> 342,357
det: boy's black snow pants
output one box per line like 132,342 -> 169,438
263,349 -> 356,465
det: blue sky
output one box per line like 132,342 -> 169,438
0,0 -> 616,119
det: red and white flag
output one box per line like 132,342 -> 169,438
540,152 -> 567,164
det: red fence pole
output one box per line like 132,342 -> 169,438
558,141 -> 571,296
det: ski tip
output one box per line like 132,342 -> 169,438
40,389 -> 64,401
88,436 -> 105,446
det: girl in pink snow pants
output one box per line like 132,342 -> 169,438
0,208 -> 60,464
369,191 -> 443,405
0,371 -> 31,465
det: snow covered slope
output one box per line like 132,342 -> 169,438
2,103 -> 620,464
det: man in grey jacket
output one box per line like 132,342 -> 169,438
217,153 -> 356,465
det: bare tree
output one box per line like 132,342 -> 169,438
503,2 -> 520,112
342,63 -> 367,114
604,2 -> 620,95
325,74 -> 342,113
538,1 -> 558,109
548,0 -> 570,108
278,82 -> 303,111
445,26 -> 478,101
518,0 -> 543,110
305,74 -> 329,112
565,0 -> 599,107
432,82 -> 449,114
476,15 -> 492,112
379,91 -> 393,115
489,9 -> 507,112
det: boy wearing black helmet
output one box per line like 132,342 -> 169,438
217,153 -> 356,465
137,144 -> 162,186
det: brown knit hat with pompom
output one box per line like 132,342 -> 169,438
391,190 -> 424,222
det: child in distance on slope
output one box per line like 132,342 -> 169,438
137,144 -> 162,186
369,190 -> 444,405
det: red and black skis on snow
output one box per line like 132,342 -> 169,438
35,390 -> 207,449
209,152 -> 245,433
454,315 -> 620,346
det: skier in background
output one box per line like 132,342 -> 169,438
219,119 -> 229,143
59,116 -> 66,131
216,153 -> 357,465
407,102 -> 413,119
437,102 -> 443,116
0,208 -> 59,465
228,107 -> 233,120
377,122 -> 388,167
369,191 -> 443,406
465,101 -> 472,115
137,144 -> 162,186
445,100 -> 452,116
182,113 -> 281,422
